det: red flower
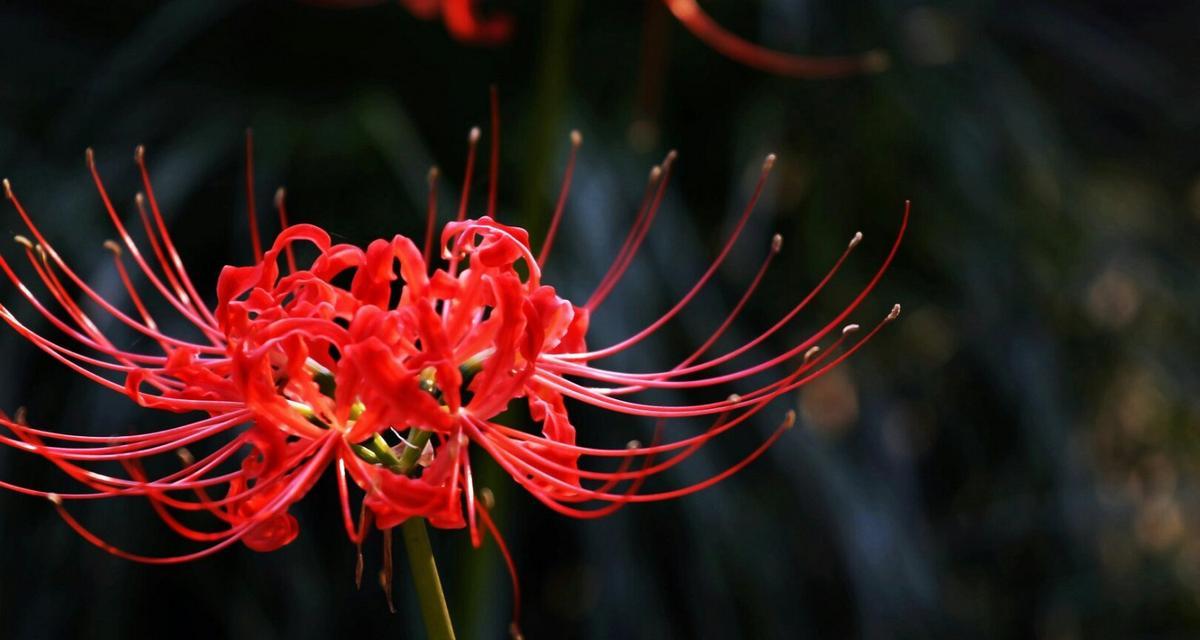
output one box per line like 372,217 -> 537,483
0,125 -> 904,573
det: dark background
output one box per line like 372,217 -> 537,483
0,1 -> 1198,638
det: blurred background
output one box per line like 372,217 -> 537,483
0,1 -> 1198,638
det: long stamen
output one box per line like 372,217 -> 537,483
585,151 -> 674,310
456,127 -> 482,222
85,152 -> 227,344
134,146 -> 220,328
538,130 -> 582,266
245,128 -> 263,262
104,240 -> 159,334
583,153 -> 775,357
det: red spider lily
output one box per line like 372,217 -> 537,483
662,0 -> 889,77
304,0 -> 513,45
0,121 -> 905,615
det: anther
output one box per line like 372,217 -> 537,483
418,441 -> 435,467
13,235 -> 33,250
176,448 -> 195,465
663,150 -> 678,168
782,410 -> 797,429
2,178 -> 12,199
771,233 -> 783,253
803,346 -> 821,364
849,232 -> 863,249
727,393 -> 741,403
135,192 -> 145,207
102,240 -> 122,256
85,147 -> 95,167
427,166 -> 439,184
887,303 -> 902,321
626,440 -> 642,450
649,165 -> 663,182
480,487 -> 495,510
842,324 -> 861,336
762,153 -> 777,171
47,492 -> 62,506
570,129 -> 582,146
274,187 -> 286,208
469,127 -> 482,143
134,145 -> 145,162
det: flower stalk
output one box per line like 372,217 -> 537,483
398,428 -> 455,640
403,515 -> 455,640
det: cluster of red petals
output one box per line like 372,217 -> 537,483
0,128 -> 905,566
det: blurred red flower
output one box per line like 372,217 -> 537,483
305,0 -> 513,45
307,0 -> 888,78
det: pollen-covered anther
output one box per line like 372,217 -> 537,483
771,233 -> 783,253
134,145 -> 145,162
13,235 -> 33,250
842,323 -> 861,336
849,231 -> 863,249
47,492 -> 62,506
726,393 -> 741,403
176,448 -> 195,466
626,439 -> 642,450
427,166 -> 439,184
570,129 -> 582,146
480,487 -> 496,510
469,126 -> 482,143
175,446 -> 195,465
782,410 -> 797,430
2,178 -> 12,199
84,147 -> 95,167
102,239 -> 122,256
887,303 -> 902,321
762,153 -> 777,171
274,187 -> 286,208
803,346 -> 821,364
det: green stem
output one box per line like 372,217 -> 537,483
402,516 -> 455,640
397,428 -> 455,640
